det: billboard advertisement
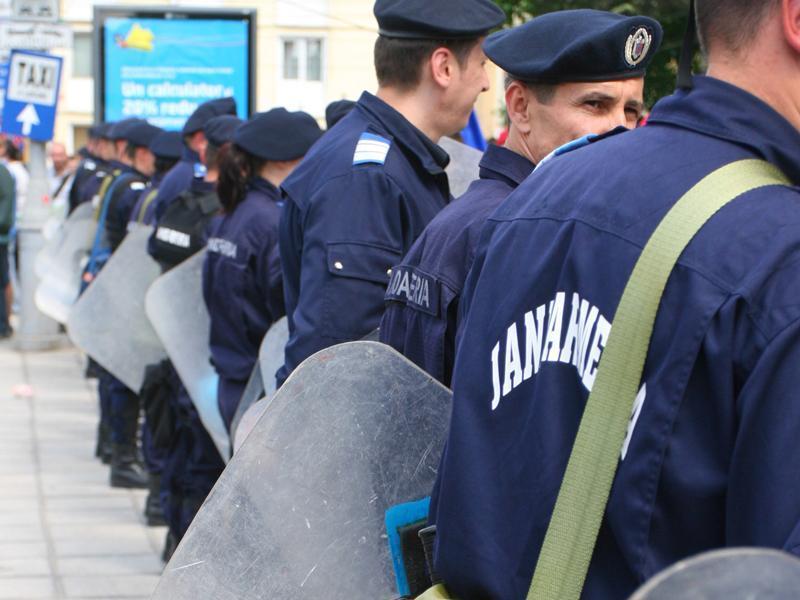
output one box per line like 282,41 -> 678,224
95,7 -> 256,130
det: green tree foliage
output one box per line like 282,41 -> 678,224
493,1 -> 691,108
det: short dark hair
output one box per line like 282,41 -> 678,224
503,75 -> 557,105
374,36 -> 478,91
155,156 -> 178,176
696,0 -> 779,54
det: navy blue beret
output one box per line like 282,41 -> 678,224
94,122 -> 115,139
235,108 -> 323,162
325,100 -> 356,129
109,118 -> 146,141
182,97 -> 238,136
204,115 -> 243,147
375,0 -> 505,40
89,123 -> 111,139
149,131 -> 183,160
484,9 -> 663,83
127,122 -> 163,148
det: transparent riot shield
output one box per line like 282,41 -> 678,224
34,203 -> 97,324
440,136 -> 482,198
35,202 -> 94,279
145,249 -> 230,461
66,226 -> 166,393
258,315 -> 289,395
230,316 -> 289,450
152,341 -> 451,600
629,548 -> 800,599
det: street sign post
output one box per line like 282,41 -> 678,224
1,49 -> 61,141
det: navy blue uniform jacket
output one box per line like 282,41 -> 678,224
380,144 -> 533,386
203,178 -> 286,382
152,147 -> 201,222
433,76 -> 800,599
277,92 -> 451,386
104,167 -> 148,251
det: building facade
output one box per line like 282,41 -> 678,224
28,0 -> 505,153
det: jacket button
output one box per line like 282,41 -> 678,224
334,261 -> 344,270
386,268 -> 392,277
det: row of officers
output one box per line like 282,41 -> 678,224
67,0 -> 800,597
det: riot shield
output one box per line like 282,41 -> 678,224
629,548 -> 800,599
440,136 -> 482,198
66,226 -> 166,393
258,315 -> 289,395
152,342 -> 451,600
145,250 -> 230,461
229,316 -> 289,441
231,397 -> 269,454
34,205 -> 97,324
35,202 -> 94,279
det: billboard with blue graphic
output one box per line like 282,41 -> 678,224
95,7 -> 256,130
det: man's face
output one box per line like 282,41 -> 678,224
442,42 -> 491,135
134,147 -> 155,177
523,78 -> 645,163
49,143 -> 68,171
98,139 -> 114,162
115,139 -> 130,164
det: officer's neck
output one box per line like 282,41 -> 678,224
706,23 -> 800,134
376,86 -> 445,143
203,168 -> 218,184
504,126 -> 539,165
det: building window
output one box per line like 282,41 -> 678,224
282,38 -> 324,82
73,32 -> 93,78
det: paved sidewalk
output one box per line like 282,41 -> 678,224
0,341 -> 165,599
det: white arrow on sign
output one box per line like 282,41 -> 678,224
16,103 -> 39,135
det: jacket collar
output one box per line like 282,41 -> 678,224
182,146 -> 200,163
248,176 -> 280,199
479,144 -> 535,188
648,75 -> 800,185
356,91 -> 451,176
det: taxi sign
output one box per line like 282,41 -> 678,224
1,49 -> 61,141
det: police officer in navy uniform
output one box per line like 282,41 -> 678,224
204,109 -> 322,430
432,2 -> 800,598
85,118 -> 157,489
147,114 -> 241,561
102,121 -> 162,252
380,11 -> 662,387
73,122 -> 118,213
129,131 -> 183,227
276,0 -> 506,387
68,124 -> 108,215
149,97 -> 237,223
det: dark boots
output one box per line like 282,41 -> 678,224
110,442 -> 149,488
144,475 -> 166,526
95,421 -> 112,465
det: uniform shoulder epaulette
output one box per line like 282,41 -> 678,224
129,181 -> 146,191
353,132 -> 392,166
535,134 -> 600,173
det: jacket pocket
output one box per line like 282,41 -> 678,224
322,241 -> 401,338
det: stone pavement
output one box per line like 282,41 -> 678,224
0,340 -> 165,599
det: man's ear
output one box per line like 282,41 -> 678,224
782,0 -> 800,53
429,47 -> 457,88
506,81 -> 533,135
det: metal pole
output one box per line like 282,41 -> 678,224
15,140 -> 61,351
